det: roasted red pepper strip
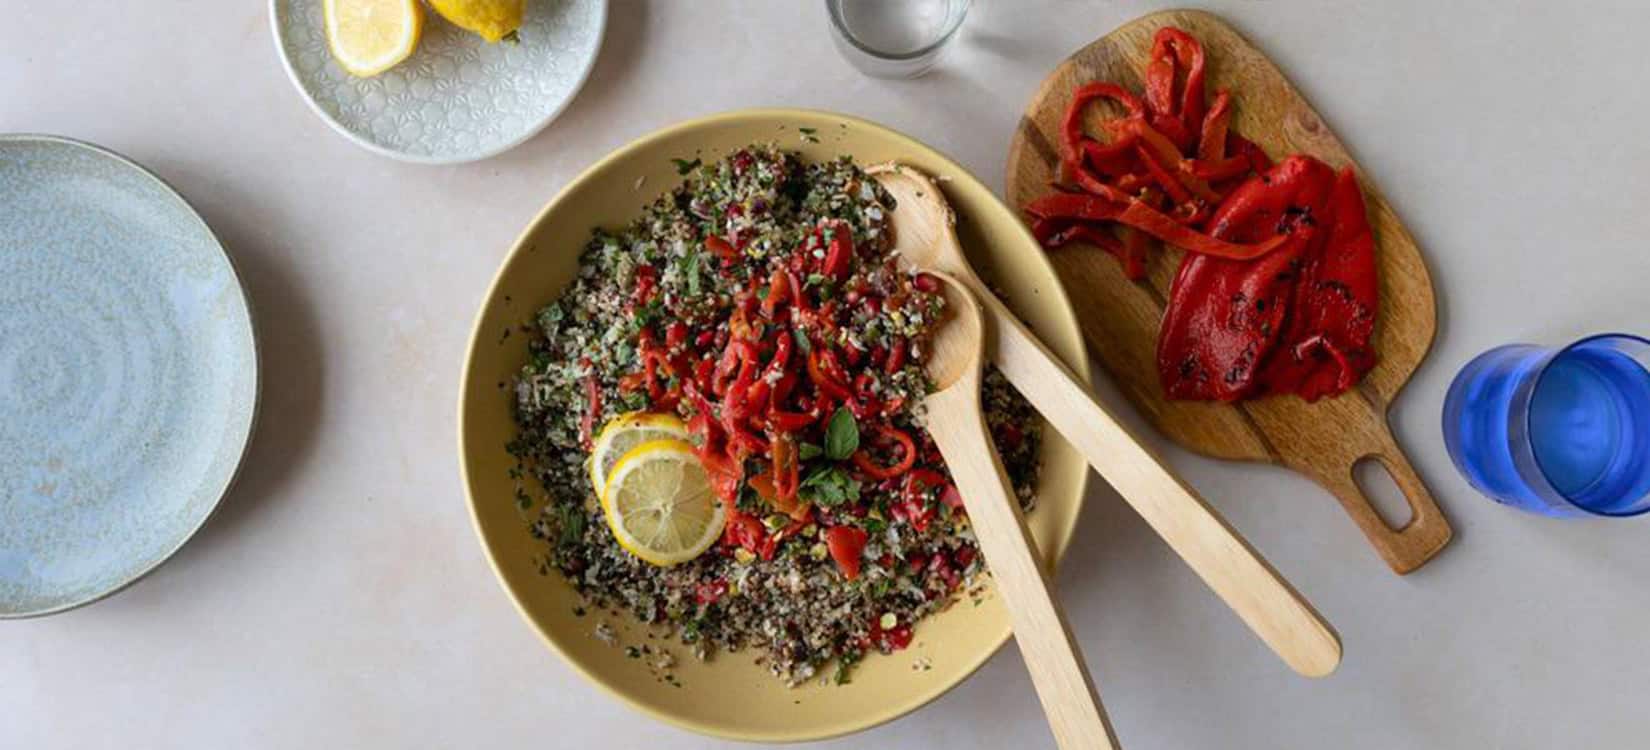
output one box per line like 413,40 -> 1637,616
770,434 -> 802,509
1061,82 -> 1147,165
1144,26 -> 1207,151
1135,143 -> 1194,205
742,379 -> 771,418
771,367 -> 798,406
665,321 -> 688,349
712,340 -> 753,397
705,235 -> 740,264
1024,192 -> 1288,260
821,222 -> 854,279
1063,156 -> 1123,199
767,410 -> 815,431
1117,226 -> 1152,280
761,268 -> 789,317
1157,155 -> 1340,400
1030,216 -> 1073,245
1249,167 -> 1379,400
630,265 -> 658,307
852,425 -> 917,480
1198,90 -> 1232,162
1080,135 -> 1141,177
767,331 -> 793,376
806,348 -> 853,400
719,341 -> 770,454
784,270 -> 811,314
1119,120 -> 1221,204
692,357 -> 716,393
578,369 -> 601,450
1189,155 -> 1252,182
688,411 -> 744,506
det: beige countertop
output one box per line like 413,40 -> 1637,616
5,1 -> 1648,747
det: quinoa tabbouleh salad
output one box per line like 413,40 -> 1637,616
508,144 -> 1042,685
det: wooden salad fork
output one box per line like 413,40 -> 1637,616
920,271 -> 1120,750
870,162 -> 1342,678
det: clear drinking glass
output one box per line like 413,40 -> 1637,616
1442,333 -> 1650,517
826,0 -> 971,79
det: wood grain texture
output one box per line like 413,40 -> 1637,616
1004,9 -> 1452,574
923,278 -> 1120,750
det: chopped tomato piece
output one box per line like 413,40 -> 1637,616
825,526 -> 869,580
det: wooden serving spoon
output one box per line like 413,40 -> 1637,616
921,272 -> 1120,750
870,163 -> 1342,678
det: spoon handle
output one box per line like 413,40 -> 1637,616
971,286 -> 1342,677
926,385 -> 1121,750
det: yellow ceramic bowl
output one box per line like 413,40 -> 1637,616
458,109 -> 1091,742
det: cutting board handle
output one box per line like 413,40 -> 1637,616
1304,422 -> 1452,575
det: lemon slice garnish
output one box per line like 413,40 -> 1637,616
600,439 -> 725,567
588,411 -> 690,496
323,0 -> 423,78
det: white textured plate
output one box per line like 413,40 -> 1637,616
271,0 -> 607,164
0,135 -> 258,618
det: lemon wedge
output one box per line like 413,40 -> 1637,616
588,411 -> 690,496
600,439 -> 725,567
426,0 -> 524,44
324,0 -> 423,78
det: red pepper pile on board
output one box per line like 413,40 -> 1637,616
1024,26 -> 1380,402
620,213 -> 952,581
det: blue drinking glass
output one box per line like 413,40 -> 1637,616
1442,333 -> 1650,518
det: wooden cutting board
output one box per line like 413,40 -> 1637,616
1005,9 -> 1451,574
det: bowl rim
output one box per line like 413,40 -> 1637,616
0,133 -> 261,619
457,108 -> 1091,741
266,0 -> 609,165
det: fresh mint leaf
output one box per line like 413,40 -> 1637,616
824,407 -> 859,460
799,466 -> 861,507
671,157 -> 702,175
798,442 -> 823,461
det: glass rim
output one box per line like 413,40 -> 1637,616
825,0 -> 971,62
1524,331 -> 1650,518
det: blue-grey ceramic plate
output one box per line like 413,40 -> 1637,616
0,135 -> 258,618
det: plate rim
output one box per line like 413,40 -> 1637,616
267,0 -> 610,165
456,108 -> 1093,742
0,133 -> 262,619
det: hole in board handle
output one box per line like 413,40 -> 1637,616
1353,456 -> 1414,530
